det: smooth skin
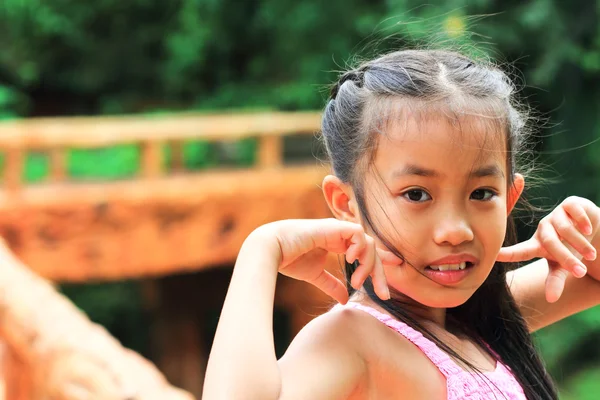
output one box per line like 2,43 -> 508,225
203,117 -> 600,399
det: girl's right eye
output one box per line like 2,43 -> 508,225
402,189 -> 432,203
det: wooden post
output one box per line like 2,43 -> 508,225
0,240 -> 195,400
1,342 -> 32,400
170,141 -> 185,172
4,148 -> 24,192
141,141 -> 163,178
49,148 -> 67,182
257,136 -> 283,168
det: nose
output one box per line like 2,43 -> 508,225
432,210 -> 474,246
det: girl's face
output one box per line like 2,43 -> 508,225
362,115 -> 520,309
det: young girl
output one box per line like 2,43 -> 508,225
203,50 -> 600,399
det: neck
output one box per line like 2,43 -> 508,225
426,307 -> 447,327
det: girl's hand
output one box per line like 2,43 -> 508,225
497,196 -> 600,302
256,218 -> 402,304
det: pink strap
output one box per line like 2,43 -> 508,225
334,302 -> 527,399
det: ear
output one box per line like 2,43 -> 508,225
507,173 -> 525,214
322,175 -> 361,223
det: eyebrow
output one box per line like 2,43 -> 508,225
390,163 -> 505,179
471,164 -> 505,179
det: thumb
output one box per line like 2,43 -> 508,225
497,239 -> 542,263
309,270 -> 349,304
286,248 -> 349,304
545,261 -> 569,303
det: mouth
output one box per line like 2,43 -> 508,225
424,261 -> 475,271
422,262 -> 476,285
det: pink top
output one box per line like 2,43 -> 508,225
336,302 -> 526,399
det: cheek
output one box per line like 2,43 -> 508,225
381,262 -> 421,295
369,204 -> 432,252
476,209 -> 508,249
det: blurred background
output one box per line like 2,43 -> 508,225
0,0 -> 598,399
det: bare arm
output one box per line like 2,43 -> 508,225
277,310 -> 368,400
203,220 -> 387,399
202,230 -> 283,399
508,257 -> 600,332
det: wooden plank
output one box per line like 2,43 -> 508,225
141,141 -> 163,178
0,343 -> 31,400
0,165 -> 331,282
0,112 -> 322,149
3,148 -> 24,191
170,141 -> 185,172
49,148 -> 67,182
257,136 -> 283,168
0,241 -> 194,400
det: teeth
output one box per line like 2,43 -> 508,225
428,262 -> 467,271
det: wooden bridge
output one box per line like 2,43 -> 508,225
0,111 -> 339,399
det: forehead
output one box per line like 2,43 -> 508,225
373,112 -> 508,177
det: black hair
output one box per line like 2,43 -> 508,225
320,49 -> 557,399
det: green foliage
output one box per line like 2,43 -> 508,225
0,84 -> 27,120
68,146 -> 140,179
535,307 -> 600,381
24,152 -> 49,182
559,368 -> 600,400
60,281 -> 151,356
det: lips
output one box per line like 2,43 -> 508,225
427,253 -> 479,267
421,253 -> 479,285
428,262 -> 468,271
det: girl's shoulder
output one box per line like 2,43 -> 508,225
276,305 -> 371,399
330,304 -> 447,398
287,302 -> 418,357
278,304 -> 443,399
280,304 -> 377,370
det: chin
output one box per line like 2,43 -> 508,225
420,298 -> 468,309
414,288 -> 477,309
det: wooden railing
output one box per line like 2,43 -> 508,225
0,237 -> 197,400
0,111 -> 330,282
0,111 -> 323,191
0,111 -> 332,400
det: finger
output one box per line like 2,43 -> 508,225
281,247 -> 329,278
563,200 -> 593,235
371,249 -> 391,300
496,239 -> 542,263
307,220 -> 363,256
310,269 -> 349,304
545,262 -> 569,303
350,236 -> 376,290
350,262 -> 368,290
345,229 -> 367,265
376,248 -> 404,266
538,222 -> 587,278
552,208 -> 596,261
284,247 -> 350,304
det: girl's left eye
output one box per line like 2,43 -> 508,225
471,189 -> 497,201
402,189 -> 432,202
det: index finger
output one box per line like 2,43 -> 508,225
376,248 -> 404,266
371,253 -> 390,300
312,269 -> 350,304
497,239 -> 543,263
